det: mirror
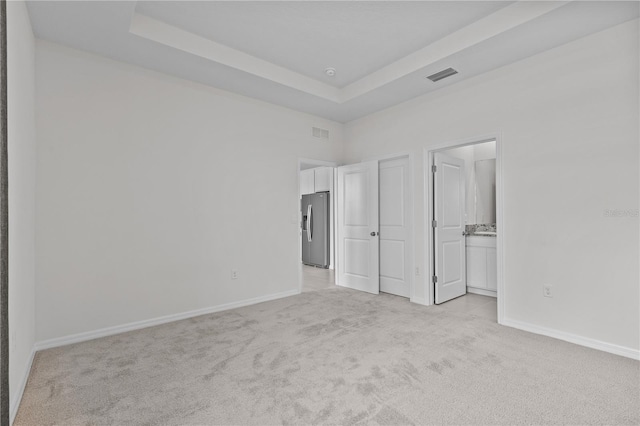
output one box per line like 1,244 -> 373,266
474,159 -> 496,224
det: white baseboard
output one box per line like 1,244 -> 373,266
35,288 -> 300,351
502,317 -> 640,361
10,346 -> 36,426
467,287 -> 497,298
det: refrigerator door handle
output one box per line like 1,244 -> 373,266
307,204 -> 312,242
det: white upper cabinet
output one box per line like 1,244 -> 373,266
300,169 -> 315,195
314,167 -> 332,193
300,167 -> 333,196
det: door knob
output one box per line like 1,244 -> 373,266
370,231 -> 379,236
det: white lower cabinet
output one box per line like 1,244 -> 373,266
486,247 -> 497,291
466,236 -> 497,296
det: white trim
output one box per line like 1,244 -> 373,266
424,149 -> 434,305
495,135 -> 505,325
424,133 -> 503,310
298,158 -> 338,169
35,289 -> 299,351
467,287 -> 497,298
10,347 -> 36,426
408,154 -> 417,303
359,150 -> 413,164
502,317 -> 640,361
421,148 -> 431,306
424,133 -> 500,153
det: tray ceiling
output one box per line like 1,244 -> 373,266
27,1 -> 639,122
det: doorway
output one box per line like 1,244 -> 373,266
425,136 -> 504,323
0,2 -> 8,422
298,158 -> 337,293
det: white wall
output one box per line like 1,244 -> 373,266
35,41 -> 343,342
344,20 -> 639,354
7,0 -> 37,420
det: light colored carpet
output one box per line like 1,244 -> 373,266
15,289 -> 640,425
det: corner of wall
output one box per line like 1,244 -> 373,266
7,0 -> 38,423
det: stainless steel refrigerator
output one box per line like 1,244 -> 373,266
301,192 -> 330,268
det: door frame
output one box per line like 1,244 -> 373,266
433,152 -> 467,304
297,158 -> 338,294
0,2 -> 8,423
423,134 -> 505,324
359,151 -> 415,302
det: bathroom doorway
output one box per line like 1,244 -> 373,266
425,136 -> 504,323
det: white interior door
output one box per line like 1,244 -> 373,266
379,157 -> 411,298
337,161 -> 379,294
434,153 -> 466,304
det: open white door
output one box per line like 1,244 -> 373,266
336,161 -> 379,294
434,153 -> 466,304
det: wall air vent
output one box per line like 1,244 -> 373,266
426,67 -> 458,82
312,127 -> 329,139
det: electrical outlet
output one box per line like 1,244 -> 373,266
543,284 -> 553,298
231,269 -> 238,280
415,267 -> 420,276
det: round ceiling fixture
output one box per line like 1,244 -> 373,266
324,67 -> 336,77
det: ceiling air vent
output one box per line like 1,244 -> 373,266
426,67 -> 458,82
312,127 -> 329,139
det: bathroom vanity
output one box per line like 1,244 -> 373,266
466,235 -> 497,297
